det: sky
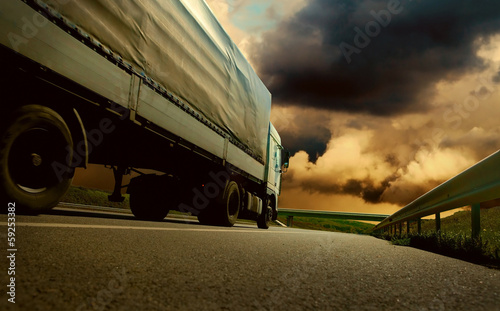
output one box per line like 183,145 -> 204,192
204,0 -> 500,215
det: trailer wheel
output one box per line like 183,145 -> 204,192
128,175 -> 173,221
217,181 -> 240,227
197,211 -> 216,226
0,105 -> 74,213
257,199 -> 273,229
197,181 -> 240,227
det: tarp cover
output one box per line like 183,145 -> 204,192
44,0 -> 271,160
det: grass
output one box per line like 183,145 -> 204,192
276,215 -> 374,234
61,186 -> 130,209
419,208 -> 500,250
376,207 -> 500,269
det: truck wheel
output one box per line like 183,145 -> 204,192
257,200 -> 273,229
217,181 -> 240,227
0,105 -> 74,213
197,181 -> 240,227
197,211 -> 216,226
128,175 -> 172,221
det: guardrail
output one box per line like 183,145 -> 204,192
278,208 -> 389,227
373,149 -> 500,238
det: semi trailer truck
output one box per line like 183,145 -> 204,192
0,0 -> 289,229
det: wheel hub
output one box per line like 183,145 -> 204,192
31,153 -> 42,167
8,127 -> 67,190
267,207 -> 273,220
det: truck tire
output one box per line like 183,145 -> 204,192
197,181 -> 240,227
257,200 -> 273,229
128,175 -> 173,221
0,105 -> 74,213
197,211 -> 216,226
217,181 -> 240,227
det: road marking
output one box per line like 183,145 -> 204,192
4,222 -> 326,234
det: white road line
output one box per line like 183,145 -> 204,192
3,222 -> 321,234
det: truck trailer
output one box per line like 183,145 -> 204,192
0,0 -> 289,229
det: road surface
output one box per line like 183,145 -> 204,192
1,207 -> 499,310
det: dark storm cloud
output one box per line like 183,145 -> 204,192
280,131 -> 330,163
493,68 -> 500,83
251,0 -> 500,115
300,175 -> 399,204
272,107 -> 332,162
341,179 -> 386,204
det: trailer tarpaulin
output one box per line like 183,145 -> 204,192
44,0 -> 271,161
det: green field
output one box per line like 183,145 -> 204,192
276,215 -> 374,234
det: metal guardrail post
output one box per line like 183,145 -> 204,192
287,216 -> 294,228
471,203 -> 480,239
435,213 -> 441,233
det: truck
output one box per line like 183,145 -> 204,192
0,0 -> 289,229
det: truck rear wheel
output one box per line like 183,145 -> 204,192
198,180 -> 240,227
197,211 -> 216,226
257,200 -> 273,229
128,175 -> 175,221
217,181 -> 240,227
0,105 -> 74,213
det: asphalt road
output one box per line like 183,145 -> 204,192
1,207 -> 499,311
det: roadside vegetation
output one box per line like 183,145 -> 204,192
61,186 -> 130,209
276,215 -> 373,234
375,207 -> 500,269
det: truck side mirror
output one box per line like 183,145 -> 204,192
282,149 -> 290,170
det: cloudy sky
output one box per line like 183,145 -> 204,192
205,0 -> 500,215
